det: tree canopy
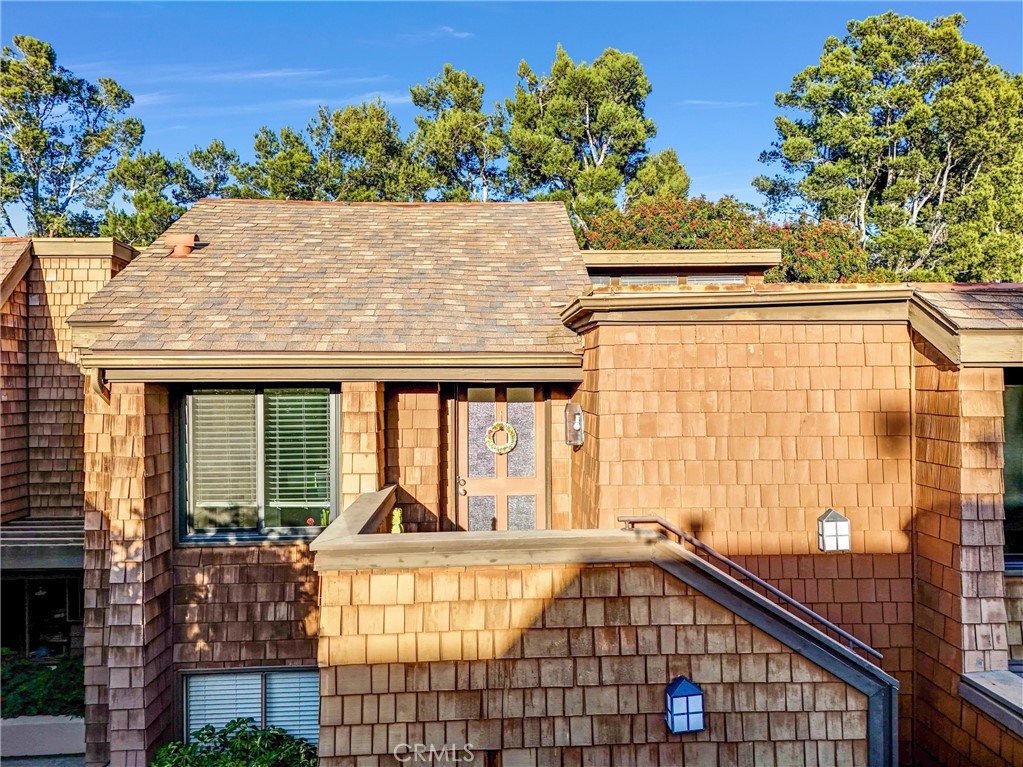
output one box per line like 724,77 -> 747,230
101,141 -> 238,246
754,12 -> 1023,281
1,36 -> 143,236
410,65 -> 506,202
505,45 -> 657,225
310,101 -> 425,202
3,21 -> 1020,285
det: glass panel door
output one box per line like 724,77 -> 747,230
456,386 -> 546,531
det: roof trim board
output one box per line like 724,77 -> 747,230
102,365 -> 584,383
75,350 -> 582,369
30,237 -> 137,262
563,286 -> 1023,367
583,248 -> 782,269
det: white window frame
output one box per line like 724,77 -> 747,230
178,386 -> 339,544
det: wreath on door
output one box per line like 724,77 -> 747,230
485,421 -> 517,454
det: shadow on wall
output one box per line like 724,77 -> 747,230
173,545 -> 319,667
317,562 -> 876,765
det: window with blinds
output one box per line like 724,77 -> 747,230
264,389 -> 332,528
184,388 -> 336,537
185,669 -> 319,744
185,672 -> 262,735
190,391 -> 258,529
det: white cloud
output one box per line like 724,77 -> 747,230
397,25 -> 474,43
170,67 -> 334,83
132,91 -> 175,107
167,90 -> 412,119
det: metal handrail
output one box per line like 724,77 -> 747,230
618,515 -> 883,662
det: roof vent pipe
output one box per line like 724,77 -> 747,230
166,232 -> 199,257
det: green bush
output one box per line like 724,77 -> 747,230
151,718 -> 317,767
0,649 -> 84,718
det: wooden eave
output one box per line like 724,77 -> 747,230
561,285 -> 917,328
68,339 -> 585,383
561,285 -> 1023,367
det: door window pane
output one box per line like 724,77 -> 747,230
507,396 -> 535,478
508,495 -> 536,530
468,495 -> 497,531
468,392 -> 496,478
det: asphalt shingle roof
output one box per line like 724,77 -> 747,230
916,285 -> 1023,330
71,200 -> 590,354
0,238 -> 31,294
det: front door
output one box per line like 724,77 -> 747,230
456,386 -> 546,531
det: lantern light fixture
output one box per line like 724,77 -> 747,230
565,402 -> 584,446
817,508 -> 851,552
665,676 -> 704,734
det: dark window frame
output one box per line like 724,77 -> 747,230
174,385 -> 339,546
177,665 -> 319,743
1004,368 -> 1022,573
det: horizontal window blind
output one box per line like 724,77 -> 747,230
185,672 -> 262,737
190,390 -> 258,529
266,670 -> 320,744
185,670 -> 319,745
264,389 -> 331,527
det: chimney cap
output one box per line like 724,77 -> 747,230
165,232 -> 199,257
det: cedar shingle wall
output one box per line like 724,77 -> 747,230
575,322 -> 920,759
83,383 -> 174,767
318,563 -> 870,766
1007,576 -> 1023,662
575,323 -> 913,548
84,381 -> 112,766
385,386 -> 442,532
342,383 -> 385,511
1,278 -> 29,522
912,336 -> 1020,767
27,255 -> 123,518
172,545 -> 318,667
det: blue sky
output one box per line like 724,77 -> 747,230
4,1 -> 1022,208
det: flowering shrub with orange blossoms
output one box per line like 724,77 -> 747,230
586,196 -> 883,283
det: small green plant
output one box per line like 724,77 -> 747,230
151,718 -> 317,767
0,649 -> 84,718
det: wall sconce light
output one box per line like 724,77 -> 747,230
665,676 -> 704,734
565,402 -> 584,446
817,508 -> 851,552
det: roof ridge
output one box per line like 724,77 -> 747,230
194,198 -> 566,207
